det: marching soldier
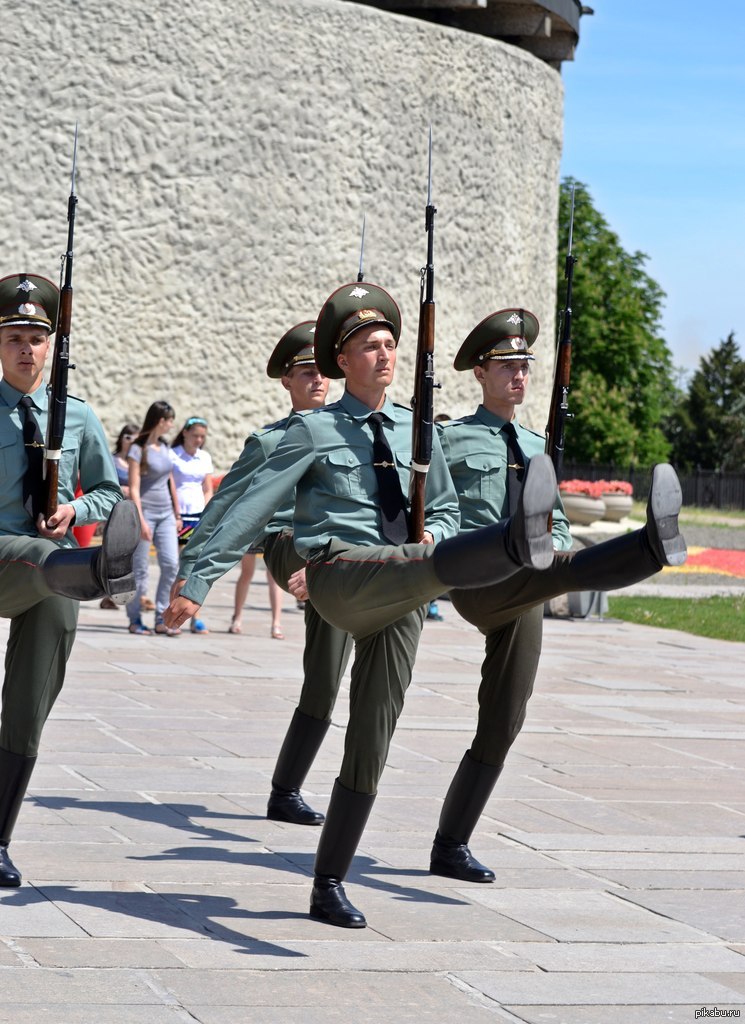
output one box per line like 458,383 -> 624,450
165,282 -> 560,928
175,322 -> 353,826
430,308 -> 687,883
0,273 -> 140,887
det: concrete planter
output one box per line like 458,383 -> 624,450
561,494 -> 606,526
602,493 -> 634,522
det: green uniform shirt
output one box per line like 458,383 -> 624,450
178,416 -> 292,579
0,379 -> 122,546
182,390 -> 460,605
438,404 -> 572,551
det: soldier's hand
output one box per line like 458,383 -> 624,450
37,504 -> 76,540
164,596 -> 201,628
287,567 -> 309,602
170,578 -> 187,602
422,531 -> 434,545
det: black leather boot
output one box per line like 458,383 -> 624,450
430,752 -> 503,883
42,500 -> 141,603
645,464 -> 687,567
310,779 -> 376,928
267,710 -> 330,825
433,454 -> 556,588
0,748 -> 37,887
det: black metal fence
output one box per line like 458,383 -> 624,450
561,461 -> 745,511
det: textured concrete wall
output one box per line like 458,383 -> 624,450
4,0 -> 563,467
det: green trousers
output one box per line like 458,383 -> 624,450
451,526 -> 661,767
306,539 -> 444,793
263,532 -> 353,722
0,536 -> 79,756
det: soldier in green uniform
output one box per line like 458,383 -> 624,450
175,322 -> 353,826
429,308 -> 687,884
165,282 -> 560,929
0,273 -> 141,887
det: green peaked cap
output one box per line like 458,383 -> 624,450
454,308 -> 539,371
0,273 -> 59,333
266,321 -> 318,379
315,281 -> 401,380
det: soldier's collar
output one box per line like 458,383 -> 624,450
340,389 -> 395,422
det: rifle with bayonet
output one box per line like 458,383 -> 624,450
409,127 -> 438,542
545,182 -> 576,483
45,125 -> 78,519
357,213 -> 366,282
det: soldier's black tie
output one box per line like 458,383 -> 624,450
502,421 -> 526,517
368,411 -> 409,544
19,395 -> 46,521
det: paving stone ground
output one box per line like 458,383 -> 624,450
1,561 -> 744,1023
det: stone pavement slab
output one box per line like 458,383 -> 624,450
0,564 -> 744,1022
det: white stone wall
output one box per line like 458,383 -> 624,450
4,0 -> 563,467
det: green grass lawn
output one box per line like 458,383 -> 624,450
608,595 -> 745,643
629,501 -> 745,528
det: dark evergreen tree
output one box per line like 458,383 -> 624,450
668,333 -> 745,470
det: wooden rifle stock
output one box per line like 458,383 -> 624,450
410,300 -> 435,542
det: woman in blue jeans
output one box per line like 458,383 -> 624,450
126,401 -> 182,636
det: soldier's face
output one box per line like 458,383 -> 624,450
475,359 -> 531,413
282,364 -> 329,411
337,325 -> 397,391
0,324 -> 51,392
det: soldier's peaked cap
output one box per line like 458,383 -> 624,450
454,308 -> 539,371
266,321 -> 318,379
314,281 -> 401,380
0,274 -> 59,333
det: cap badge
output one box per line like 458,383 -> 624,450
510,338 -> 526,351
506,313 -> 523,326
349,287 -> 369,299
357,309 -> 378,322
17,280 -> 38,293
19,303 -> 37,316
309,326 -> 316,334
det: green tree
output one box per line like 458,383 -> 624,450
556,179 -> 675,465
668,332 -> 745,470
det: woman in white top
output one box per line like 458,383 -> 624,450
171,416 -> 214,634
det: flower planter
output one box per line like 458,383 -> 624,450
601,493 -> 633,522
561,494 -> 606,526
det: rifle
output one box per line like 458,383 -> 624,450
357,213 -> 366,282
45,125 -> 78,519
409,126 -> 438,542
545,182 -> 576,483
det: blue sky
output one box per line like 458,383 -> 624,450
560,0 -> 745,375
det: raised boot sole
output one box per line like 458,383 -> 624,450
101,501 -> 141,604
515,454 -> 556,571
648,464 -> 687,566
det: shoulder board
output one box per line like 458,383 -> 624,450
252,417 -> 290,437
293,402 -> 342,418
67,393 -> 86,406
521,425 -> 546,441
438,414 -> 476,430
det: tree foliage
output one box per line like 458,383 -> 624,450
666,332 -> 745,470
556,179 -> 676,465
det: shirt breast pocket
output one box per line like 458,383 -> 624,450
457,451 -> 504,501
0,426 -> 21,480
58,442 -> 79,494
325,446 -> 370,497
